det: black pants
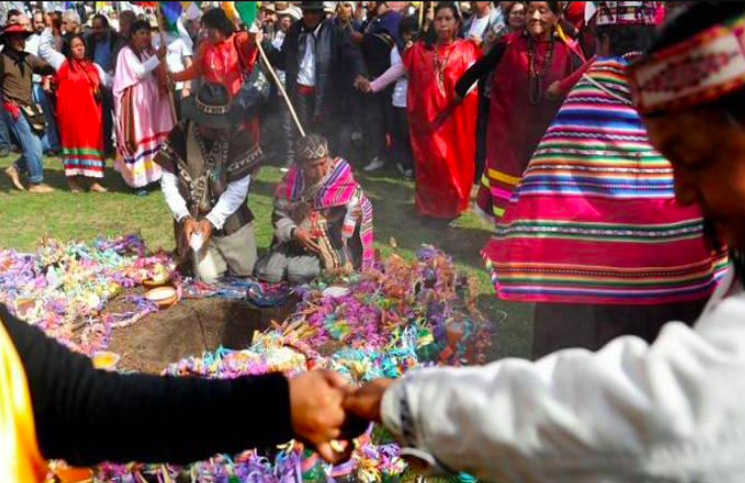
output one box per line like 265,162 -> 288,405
532,299 -> 709,360
362,86 -> 394,163
101,86 -> 114,155
391,106 -> 413,171
294,89 -> 339,156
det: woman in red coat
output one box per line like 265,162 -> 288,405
403,3 -> 481,220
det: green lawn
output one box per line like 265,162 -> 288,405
0,154 -> 534,359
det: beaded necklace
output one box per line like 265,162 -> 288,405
434,40 -> 455,95
527,32 -> 555,105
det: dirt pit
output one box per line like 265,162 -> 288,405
105,293 -> 298,374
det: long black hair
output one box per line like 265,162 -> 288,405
62,32 -> 86,59
423,2 -> 462,49
202,7 -> 236,36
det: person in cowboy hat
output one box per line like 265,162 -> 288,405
262,0 -> 368,161
155,82 -> 263,283
1,22 -> 57,193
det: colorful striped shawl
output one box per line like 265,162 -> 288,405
277,158 -> 375,269
483,57 -> 727,305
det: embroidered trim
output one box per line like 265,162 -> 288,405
630,13 -> 745,114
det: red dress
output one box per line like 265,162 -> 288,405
477,32 -> 576,222
56,59 -> 105,178
404,40 -> 481,218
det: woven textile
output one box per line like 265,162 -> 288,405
483,58 -> 727,304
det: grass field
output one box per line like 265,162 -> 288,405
0,154 -> 534,359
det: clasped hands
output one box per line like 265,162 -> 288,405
289,370 -> 394,463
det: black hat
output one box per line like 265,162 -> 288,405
181,83 -> 241,129
300,1 -> 325,11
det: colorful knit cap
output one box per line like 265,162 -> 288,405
595,1 -> 658,27
296,134 -> 329,162
629,11 -> 745,115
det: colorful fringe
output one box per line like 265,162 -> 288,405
483,57 -> 728,305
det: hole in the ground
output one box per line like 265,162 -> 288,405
106,297 -> 298,374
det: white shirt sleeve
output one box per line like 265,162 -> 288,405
94,63 -> 112,88
128,50 -> 161,80
205,174 -> 251,230
160,171 -> 190,222
382,271 -> 745,481
38,28 -> 65,71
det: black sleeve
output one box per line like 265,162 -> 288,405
454,41 -> 507,98
338,26 -> 368,78
263,32 -> 288,71
0,304 -> 293,466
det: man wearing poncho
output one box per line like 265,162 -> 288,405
155,82 -> 263,282
256,134 -> 374,284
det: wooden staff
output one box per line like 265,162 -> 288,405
156,4 -> 178,123
256,39 -> 306,137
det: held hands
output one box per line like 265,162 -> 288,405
354,75 -> 372,94
156,44 -> 167,60
290,372 -> 396,463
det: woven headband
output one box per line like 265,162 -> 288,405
629,13 -> 745,115
296,137 -> 329,161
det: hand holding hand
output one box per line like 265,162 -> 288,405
156,44 -> 167,60
354,75 -> 371,93
343,378 -> 395,423
290,370 -> 356,463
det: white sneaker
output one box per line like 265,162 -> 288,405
396,162 -> 414,179
364,157 -> 386,172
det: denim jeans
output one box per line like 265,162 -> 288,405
8,112 -> 44,184
32,83 -> 59,152
0,105 -> 11,152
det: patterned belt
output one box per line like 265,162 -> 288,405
297,84 -> 316,95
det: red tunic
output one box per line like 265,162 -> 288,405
176,32 -> 260,138
477,32 -> 576,222
404,40 -> 481,218
56,59 -> 105,178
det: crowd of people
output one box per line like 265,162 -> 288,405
9,1 -> 745,482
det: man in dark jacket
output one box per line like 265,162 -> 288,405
264,1 -> 367,159
87,14 -> 124,156
352,1 -> 401,172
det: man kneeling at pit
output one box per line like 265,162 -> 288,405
156,83 -> 263,282
255,134 -> 374,283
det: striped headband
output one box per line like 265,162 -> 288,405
630,13 -> 745,115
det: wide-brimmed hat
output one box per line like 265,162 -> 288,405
260,2 -> 277,13
181,83 -> 242,129
277,6 -> 302,21
0,24 -> 33,40
301,1 -> 325,12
